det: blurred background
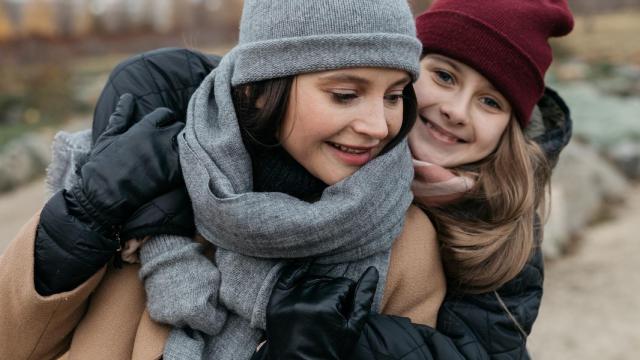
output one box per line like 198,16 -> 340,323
0,0 -> 638,358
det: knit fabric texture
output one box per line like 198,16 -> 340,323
138,0 -> 422,356
139,52 -> 414,358
232,0 -> 422,85
416,0 -> 574,126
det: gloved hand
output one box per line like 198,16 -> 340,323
121,186 -> 195,240
252,264 -> 379,360
70,93 -> 185,236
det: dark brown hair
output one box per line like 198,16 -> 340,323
231,76 -> 417,153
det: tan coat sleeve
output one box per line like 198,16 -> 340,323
380,205 -> 446,327
0,211 -> 106,360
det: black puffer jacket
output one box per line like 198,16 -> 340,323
34,48 -> 220,294
352,87 -> 571,359
36,48 -> 572,358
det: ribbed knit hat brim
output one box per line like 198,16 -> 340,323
230,0 -> 422,86
232,33 -> 422,86
416,0 -> 574,127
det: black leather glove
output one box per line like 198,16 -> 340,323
69,93 -> 185,237
253,264 -> 379,360
121,186 -> 195,240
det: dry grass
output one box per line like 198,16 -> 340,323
552,10 -> 640,64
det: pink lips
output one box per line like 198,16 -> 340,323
327,142 -> 375,166
425,119 -> 464,145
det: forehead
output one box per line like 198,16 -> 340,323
302,67 -> 410,86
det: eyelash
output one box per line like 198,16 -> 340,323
434,70 -> 455,85
384,94 -> 404,105
432,69 -> 503,110
481,97 -> 502,110
331,92 -> 405,105
331,92 -> 358,103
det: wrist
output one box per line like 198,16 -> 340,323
65,187 -> 123,242
139,234 -> 194,264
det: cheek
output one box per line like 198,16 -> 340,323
413,78 -> 431,107
279,98 -> 341,160
476,117 -> 510,153
408,125 -> 435,161
388,108 -> 404,138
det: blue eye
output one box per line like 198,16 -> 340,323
481,97 -> 502,110
434,70 -> 454,85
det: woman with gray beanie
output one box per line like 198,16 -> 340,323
0,0 -> 448,359
135,0 -> 444,358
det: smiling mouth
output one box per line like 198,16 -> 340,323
327,142 -> 375,166
420,116 -> 467,144
328,142 -> 374,154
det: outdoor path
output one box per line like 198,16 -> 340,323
1,181 -> 639,359
528,185 -> 640,359
0,179 -> 45,251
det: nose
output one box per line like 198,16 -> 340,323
440,95 -> 470,126
352,101 -> 390,140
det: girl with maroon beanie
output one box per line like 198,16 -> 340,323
411,0 -> 574,293
253,0 -> 575,358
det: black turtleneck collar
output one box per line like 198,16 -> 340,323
246,141 -> 328,201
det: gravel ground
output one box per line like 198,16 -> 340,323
528,185 -> 640,359
0,179 -> 46,251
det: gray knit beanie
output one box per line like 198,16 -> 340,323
230,0 -> 422,86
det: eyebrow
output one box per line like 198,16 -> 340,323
317,73 -> 411,88
429,54 -> 462,73
391,75 -> 412,87
429,55 -> 505,97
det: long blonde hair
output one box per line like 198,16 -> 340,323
424,118 -> 551,294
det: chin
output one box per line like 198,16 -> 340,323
321,169 -> 356,185
413,150 -> 439,164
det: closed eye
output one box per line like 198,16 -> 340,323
332,92 -> 358,103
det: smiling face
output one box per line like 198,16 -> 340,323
279,67 -> 410,185
409,54 -> 512,168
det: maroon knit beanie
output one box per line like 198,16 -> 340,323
416,0 -> 574,127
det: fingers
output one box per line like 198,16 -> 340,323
276,261 -> 312,290
103,94 -> 136,137
348,267 -> 379,327
250,342 -> 269,360
143,107 -> 177,128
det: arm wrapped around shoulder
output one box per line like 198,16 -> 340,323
381,205 -> 446,327
139,235 -> 228,335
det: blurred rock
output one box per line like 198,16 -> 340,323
553,60 -> 590,82
542,184 -> 568,259
615,64 -> 640,93
608,141 -> 640,180
596,77 -> 639,97
549,82 -> 640,148
543,140 -> 630,258
0,133 -> 51,193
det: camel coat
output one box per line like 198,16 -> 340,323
0,206 -> 444,360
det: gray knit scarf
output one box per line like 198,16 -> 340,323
180,50 -> 413,263
166,51 -> 414,359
